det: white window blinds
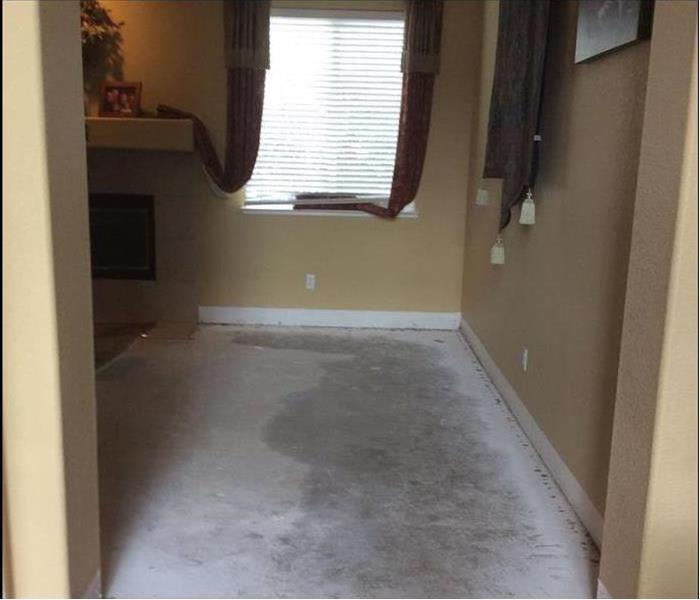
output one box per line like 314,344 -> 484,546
245,9 -> 405,205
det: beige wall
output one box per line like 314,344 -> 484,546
460,0 -> 650,515
3,1 -> 100,596
92,0 -> 480,322
599,2 -> 698,597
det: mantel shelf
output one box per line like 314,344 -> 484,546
85,117 -> 194,152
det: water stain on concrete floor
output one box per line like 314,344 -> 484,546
98,326 -> 598,598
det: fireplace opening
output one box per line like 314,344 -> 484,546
89,193 -> 156,280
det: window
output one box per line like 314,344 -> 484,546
245,9 -> 405,209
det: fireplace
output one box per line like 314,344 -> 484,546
88,193 -> 156,280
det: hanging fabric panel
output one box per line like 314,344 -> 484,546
158,0 -> 270,195
483,0 -> 551,230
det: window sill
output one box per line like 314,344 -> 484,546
242,204 -> 417,218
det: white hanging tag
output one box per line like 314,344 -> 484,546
490,235 -> 505,265
519,189 -> 536,225
476,188 -> 490,206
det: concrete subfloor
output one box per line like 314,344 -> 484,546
97,326 -> 598,598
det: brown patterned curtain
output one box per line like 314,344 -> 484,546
483,0 -> 550,230
295,0 -> 443,216
158,0 -> 270,195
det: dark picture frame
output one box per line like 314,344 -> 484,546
575,0 -> 654,64
99,81 -> 142,117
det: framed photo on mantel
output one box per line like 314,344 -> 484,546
99,81 -> 142,117
575,0 -> 654,64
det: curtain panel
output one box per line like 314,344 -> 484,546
158,0 -> 270,195
483,0 -> 550,230
295,0 -> 444,216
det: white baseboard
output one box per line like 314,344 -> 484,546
199,306 -> 461,330
82,569 -> 101,598
596,579 -> 612,598
459,318 -> 604,546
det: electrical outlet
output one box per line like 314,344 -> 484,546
521,348 -> 528,372
476,188 -> 490,206
305,274 -> 316,291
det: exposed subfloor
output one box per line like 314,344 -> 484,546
97,326 -> 598,598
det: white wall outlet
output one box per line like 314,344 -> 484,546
476,188 -> 490,206
522,348 -> 529,372
305,274 -> 316,291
